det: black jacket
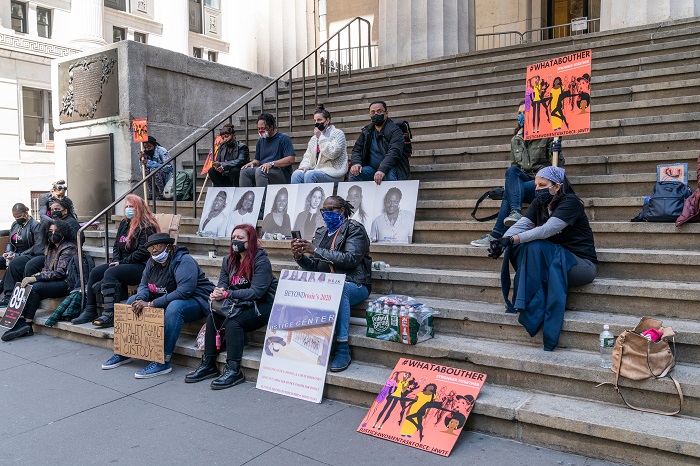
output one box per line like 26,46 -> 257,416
296,220 -> 372,287
351,118 -> 410,180
112,219 -> 157,265
216,141 -> 250,172
38,192 -> 78,223
7,217 -> 42,257
217,249 -> 277,307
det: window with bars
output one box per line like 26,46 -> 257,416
37,7 -> 52,39
193,47 -> 203,59
113,26 -> 126,42
11,1 -> 27,34
207,51 -> 217,62
22,88 -> 53,146
134,32 -> 147,43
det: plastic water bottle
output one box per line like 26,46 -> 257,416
599,325 -> 614,369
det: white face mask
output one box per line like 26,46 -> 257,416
258,130 -> 269,139
151,249 -> 170,264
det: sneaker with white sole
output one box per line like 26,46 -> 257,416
504,210 -> 522,227
470,234 -> 496,248
135,361 -> 172,379
102,354 -> 133,370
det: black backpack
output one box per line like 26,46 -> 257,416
470,187 -> 505,222
65,253 -> 96,292
640,181 -> 692,222
392,120 -> 413,157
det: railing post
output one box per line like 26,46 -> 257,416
367,24 -> 372,67
104,211 -> 110,261
288,70 -> 293,132
337,34 -> 341,89
275,80 -> 279,125
192,143 -> 198,219
314,50 -> 318,106
260,92 -> 264,116
172,157 -> 178,215
326,40 -> 330,97
151,177 -> 157,213
348,24 -> 352,77
301,59 -> 306,120
245,103 -> 249,148
358,19 -> 362,68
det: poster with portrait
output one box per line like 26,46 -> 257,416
226,187 -> 265,231
357,358 -> 487,457
524,49 -> 592,140
198,187 -> 236,237
370,180 -> 419,244
256,269 -> 346,403
292,183 -> 334,240
261,184 -> 299,239
657,163 -> 688,185
337,181 -> 376,235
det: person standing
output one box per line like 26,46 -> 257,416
208,124 -> 249,187
239,114 -> 295,188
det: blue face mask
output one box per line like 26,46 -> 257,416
125,207 -> 135,219
151,249 -> 170,264
535,187 -> 555,205
321,210 -> 345,233
517,113 -> 525,127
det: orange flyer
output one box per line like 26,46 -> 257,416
357,358 -> 486,457
524,50 -> 592,140
132,118 -> 148,143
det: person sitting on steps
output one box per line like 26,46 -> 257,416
0,203 -> 42,308
208,123 -> 250,187
2,219 -> 77,342
37,180 -> 77,223
72,194 -> 160,326
239,114 -> 296,188
100,233 -> 214,378
140,136 -> 173,200
185,224 -> 277,389
291,195 -> 372,372
471,101 -> 562,248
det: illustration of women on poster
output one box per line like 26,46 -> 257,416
262,187 -> 292,237
373,371 -> 412,429
399,383 -> 437,438
293,186 -> 325,239
228,190 -> 257,228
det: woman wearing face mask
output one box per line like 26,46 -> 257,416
0,204 -> 42,307
488,166 -> 597,351
208,124 -> 250,188
293,186 -> 326,240
261,187 -> 292,237
291,104 -> 348,184
72,195 -> 160,326
100,233 -> 214,377
291,196 -> 372,372
37,180 -> 78,223
140,136 -> 173,200
185,224 -> 277,389
239,114 -> 296,188
2,220 -> 77,342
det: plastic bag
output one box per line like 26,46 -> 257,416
365,294 -> 437,344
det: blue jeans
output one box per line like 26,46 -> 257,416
126,295 -> 206,359
492,166 -> 535,237
291,169 -> 345,184
336,282 -> 369,342
349,165 -> 398,182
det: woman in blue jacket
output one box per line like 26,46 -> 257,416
100,233 -> 214,378
140,136 -> 173,200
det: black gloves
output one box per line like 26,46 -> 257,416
488,236 -> 513,259
550,139 -> 562,153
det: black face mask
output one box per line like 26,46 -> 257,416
51,211 -> 64,219
50,233 -> 63,244
315,122 -> 326,132
231,240 -> 247,254
371,114 -> 385,127
145,149 -> 155,157
16,217 -> 27,226
225,139 -> 236,147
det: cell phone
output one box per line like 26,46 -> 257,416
291,230 -> 302,240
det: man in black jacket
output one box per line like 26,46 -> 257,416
350,101 -> 409,185
208,124 -> 250,187
0,204 -> 42,307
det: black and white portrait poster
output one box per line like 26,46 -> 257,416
262,184 -> 299,239
292,183 -> 334,240
198,187 -> 236,237
227,187 -> 265,231
370,180 -> 419,244
336,181 -> 376,235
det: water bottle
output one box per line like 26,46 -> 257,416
599,324 -> 614,369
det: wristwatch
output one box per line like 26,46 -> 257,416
270,161 -> 275,167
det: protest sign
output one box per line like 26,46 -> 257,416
113,303 -> 164,363
0,283 -> 32,329
131,118 -> 148,143
524,50 -> 592,140
357,358 -> 487,457
256,269 -> 345,403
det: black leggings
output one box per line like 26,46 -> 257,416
376,395 -> 401,424
204,306 -> 269,361
3,255 -> 41,297
23,281 -> 70,320
86,263 -> 145,305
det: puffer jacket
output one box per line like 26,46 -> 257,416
675,152 -> 700,226
295,219 -> 372,287
510,131 -> 561,178
351,119 -> 410,180
36,241 -> 78,282
298,125 -> 348,178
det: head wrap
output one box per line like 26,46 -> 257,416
536,166 -> 565,185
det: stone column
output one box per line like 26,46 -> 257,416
68,0 -> 107,50
158,0 -> 189,55
600,0 -> 700,31
379,0 -> 475,66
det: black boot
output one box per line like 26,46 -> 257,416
2,319 -> 34,342
71,305 -> 98,325
93,295 -> 115,328
210,360 -> 245,390
184,355 -> 219,383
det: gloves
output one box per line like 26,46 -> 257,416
550,139 -> 562,153
488,236 -> 513,259
21,276 -> 37,288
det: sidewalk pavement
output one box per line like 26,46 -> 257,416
0,334 -> 625,466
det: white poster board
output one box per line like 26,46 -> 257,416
256,269 -> 346,403
261,184 -> 298,239
336,181 -> 376,236
292,183 -> 334,240
227,187 -> 265,230
198,187 -> 236,238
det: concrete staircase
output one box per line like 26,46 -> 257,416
16,17 -> 700,465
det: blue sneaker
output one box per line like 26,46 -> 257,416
102,354 -> 133,370
135,361 -> 172,379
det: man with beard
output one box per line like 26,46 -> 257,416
208,124 -> 250,187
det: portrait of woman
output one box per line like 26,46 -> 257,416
262,186 -> 292,237
293,185 -> 326,239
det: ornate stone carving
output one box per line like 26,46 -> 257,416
0,32 -> 79,58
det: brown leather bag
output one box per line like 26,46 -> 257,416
598,317 -> 683,415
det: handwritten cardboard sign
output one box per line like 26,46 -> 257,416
113,303 -> 164,363
131,118 -> 148,143
0,283 -> 32,329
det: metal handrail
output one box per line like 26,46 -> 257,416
75,16 -> 373,308
476,17 -> 601,50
